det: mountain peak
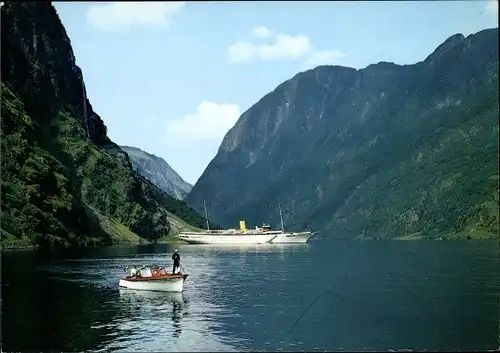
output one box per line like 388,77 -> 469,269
119,146 -> 192,200
421,33 -> 465,64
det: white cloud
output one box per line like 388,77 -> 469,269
228,26 -> 346,68
261,34 -> 311,60
252,26 -> 274,38
86,2 -> 185,32
165,101 -> 241,147
229,28 -> 311,63
302,49 -> 347,69
485,0 -> 498,14
228,41 -> 257,63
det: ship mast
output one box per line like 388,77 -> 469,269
278,203 -> 285,233
203,200 -> 210,231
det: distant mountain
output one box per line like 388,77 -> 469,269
120,146 -> 192,201
187,28 -> 499,240
1,2 -> 210,248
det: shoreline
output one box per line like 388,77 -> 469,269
2,235 -> 497,251
1,235 -> 188,251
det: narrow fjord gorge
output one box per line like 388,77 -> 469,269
187,28 -> 499,240
1,2 -> 208,248
119,146 -> 193,201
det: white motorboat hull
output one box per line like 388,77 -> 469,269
179,233 -> 276,244
119,275 -> 187,292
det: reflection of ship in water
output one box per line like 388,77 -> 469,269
118,289 -> 188,338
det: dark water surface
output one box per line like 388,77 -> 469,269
2,240 -> 499,352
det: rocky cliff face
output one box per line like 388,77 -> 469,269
1,2 -> 207,247
187,28 -> 499,239
120,146 -> 192,200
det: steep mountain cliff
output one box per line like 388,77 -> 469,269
0,2 -> 208,247
120,146 -> 192,201
187,28 -> 499,240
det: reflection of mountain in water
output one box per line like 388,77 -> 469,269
1,251 -> 128,352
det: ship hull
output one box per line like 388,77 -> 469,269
179,231 -> 313,245
179,233 -> 276,244
270,233 -> 312,244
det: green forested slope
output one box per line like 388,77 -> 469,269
187,28 -> 499,240
1,2 -> 209,248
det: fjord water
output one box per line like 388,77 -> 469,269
2,240 -> 499,352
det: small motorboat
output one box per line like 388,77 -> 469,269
119,265 -> 188,292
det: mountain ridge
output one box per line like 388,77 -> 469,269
119,145 -> 193,201
187,27 -> 499,240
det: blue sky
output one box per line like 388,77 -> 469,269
53,1 -> 498,185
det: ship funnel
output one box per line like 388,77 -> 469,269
239,220 -> 247,232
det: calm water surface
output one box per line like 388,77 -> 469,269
2,240 -> 499,352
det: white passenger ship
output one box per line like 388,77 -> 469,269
179,202 -> 314,245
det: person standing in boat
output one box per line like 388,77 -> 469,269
171,249 -> 181,274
